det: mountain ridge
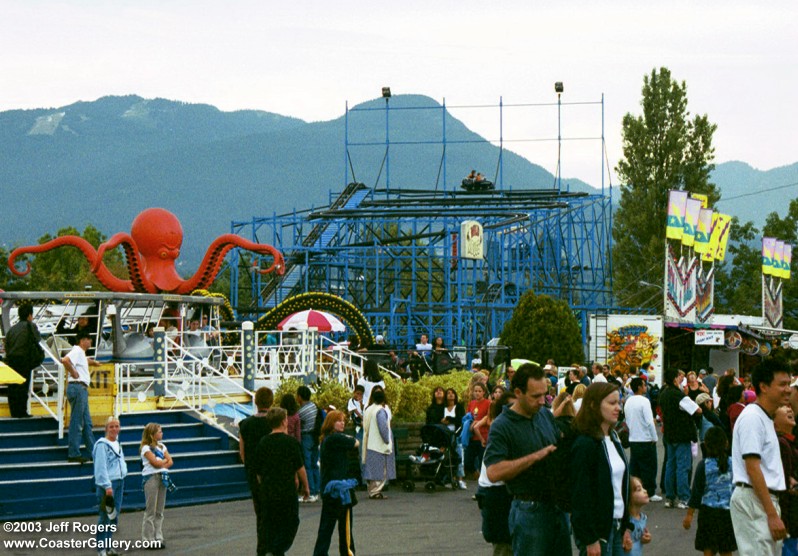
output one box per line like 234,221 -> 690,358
1,94 -> 796,270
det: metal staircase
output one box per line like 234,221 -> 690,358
0,411 -> 249,520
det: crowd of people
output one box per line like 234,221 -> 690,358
12,310 -> 798,555
231,353 -> 798,556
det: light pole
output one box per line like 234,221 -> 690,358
382,87 -> 391,194
555,81 -> 563,191
638,280 -> 665,313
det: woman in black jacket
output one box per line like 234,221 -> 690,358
425,387 -> 446,425
571,383 -> 632,556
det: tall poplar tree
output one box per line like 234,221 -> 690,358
613,67 -> 719,309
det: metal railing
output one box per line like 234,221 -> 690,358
115,333 -> 255,426
28,341 -> 66,438
22,327 -> 442,438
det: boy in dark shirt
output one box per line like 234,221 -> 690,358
254,407 -> 309,556
239,387 -> 273,556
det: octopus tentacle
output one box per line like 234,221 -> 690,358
96,233 -> 155,293
8,236 -> 135,292
176,235 -> 285,294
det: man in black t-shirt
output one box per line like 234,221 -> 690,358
238,387 -> 273,556
254,407 -> 309,556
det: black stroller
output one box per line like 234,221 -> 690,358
402,424 -> 461,493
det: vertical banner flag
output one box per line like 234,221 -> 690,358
712,214 -> 732,261
763,237 -> 776,276
785,244 -> 792,280
691,193 -> 709,209
775,241 -> 786,279
666,190 -> 688,240
695,209 -> 714,256
682,198 -> 702,247
703,213 -> 719,262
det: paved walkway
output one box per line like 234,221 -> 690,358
6,482 -> 700,555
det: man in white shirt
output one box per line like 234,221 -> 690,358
414,334 -> 432,359
624,377 -> 662,502
63,332 -> 101,463
731,359 -> 791,555
591,362 -> 607,383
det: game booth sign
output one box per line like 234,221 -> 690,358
662,190 -> 793,374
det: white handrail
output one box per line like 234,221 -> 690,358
28,340 -> 66,438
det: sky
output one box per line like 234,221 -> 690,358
2,0 -> 796,188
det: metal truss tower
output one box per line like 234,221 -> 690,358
228,94 -> 614,352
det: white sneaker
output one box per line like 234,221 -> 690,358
650,494 -> 663,502
308,494 -> 319,502
458,480 -> 468,490
664,499 -> 674,508
676,500 -> 689,510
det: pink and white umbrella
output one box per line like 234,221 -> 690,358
277,309 -> 346,332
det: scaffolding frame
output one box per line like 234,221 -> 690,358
228,95 -> 614,352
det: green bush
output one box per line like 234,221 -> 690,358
500,290 -> 583,365
386,370 -> 473,422
273,377 -> 304,406
312,380 -> 352,413
271,371 -> 475,423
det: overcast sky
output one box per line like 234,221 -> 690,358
2,0 -> 795,187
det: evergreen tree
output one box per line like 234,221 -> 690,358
613,67 -> 719,309
500,290 -> 583,365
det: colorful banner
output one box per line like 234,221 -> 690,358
785,244 -> 792,280
702,213 -> 719,262
682,198 -> 702,247
696,267 -> 715,323
665,244 -> 697,322
763,237 -> 777,276
691,193 -> 709,209
711,214 -> 732,261
666,190 -> 688,240
775,241 -> 786,279
694,209 -> 714,255
764,276 -> 784,328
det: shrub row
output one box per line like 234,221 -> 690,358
273,371 -> 475,423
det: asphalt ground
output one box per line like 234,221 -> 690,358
4,480 -> 702,556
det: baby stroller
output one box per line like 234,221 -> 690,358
402,424 -> 461,493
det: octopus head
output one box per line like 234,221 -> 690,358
131,208 -> 183,262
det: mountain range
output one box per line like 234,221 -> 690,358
1,94 -> 796,270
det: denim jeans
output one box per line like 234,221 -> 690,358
96,479 -> 124,550
664,441 -> 691,502
575,519 -> 624,556
508,499 -> 571,556
67,382 -> 95,458
301,433 -> 320,496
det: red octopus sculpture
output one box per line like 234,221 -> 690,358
8,208 -> 284,293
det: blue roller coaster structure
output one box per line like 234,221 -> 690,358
227,94 -> 614,353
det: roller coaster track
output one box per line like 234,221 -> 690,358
257,182 -> 369,307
